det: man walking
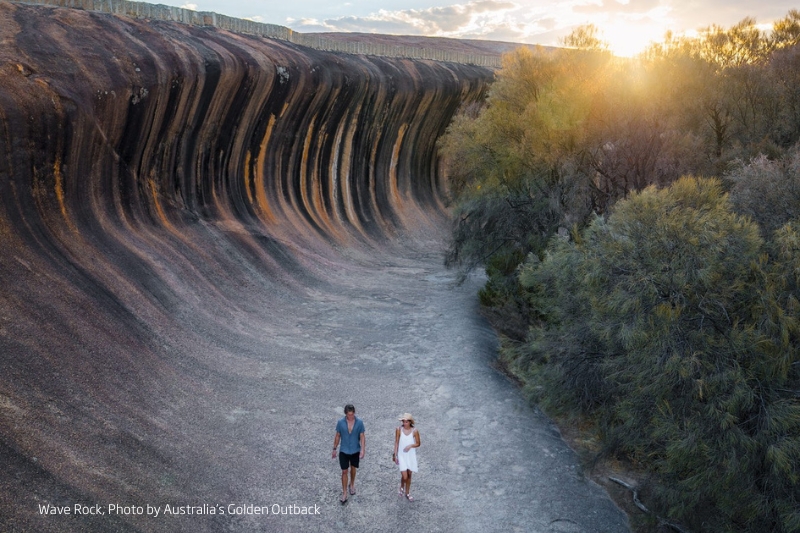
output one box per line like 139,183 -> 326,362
332,404 -> 365,503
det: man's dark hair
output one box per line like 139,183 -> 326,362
344,404 -> 355,414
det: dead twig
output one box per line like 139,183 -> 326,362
609,477 -> 693,533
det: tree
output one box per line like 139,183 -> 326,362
439,46 -> 599,278
561,24 -> 609,52
728,148 -> 800,235
696,18 -> 771,68
772,10 -> 800,49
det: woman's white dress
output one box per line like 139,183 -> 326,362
397,428 -> 418,472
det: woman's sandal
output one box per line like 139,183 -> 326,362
398,485 -> 404,495
340,494 -> 348,504
406,494 -> 414,502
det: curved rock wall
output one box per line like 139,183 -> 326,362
1,2 -> 489,248
0,3 -> 491,531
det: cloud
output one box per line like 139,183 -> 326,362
180,3 -> 198,10
284,0 -> 800,56
288,0 -> 612,49
291,1 -> 529,38
664,0 -> 799,31
287,0 -> 664,53
573,0 -> 661,15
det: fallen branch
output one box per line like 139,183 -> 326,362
609,477 -> 692,533
609,477 -> 649,513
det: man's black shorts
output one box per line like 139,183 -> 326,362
339,452 -> 360,470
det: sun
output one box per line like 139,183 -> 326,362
595,12 -> 673,57
603,22 -> 661,57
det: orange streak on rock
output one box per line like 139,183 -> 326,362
389,122 -> 408,213
243,150 -> 254,207
52,157 -> 77,234
254,114 -> 277,225
148,177 -> 174,233
339,109 -> 365,235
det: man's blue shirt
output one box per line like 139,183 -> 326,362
336,416 -> 365,454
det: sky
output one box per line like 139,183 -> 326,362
166,0 -> 800,57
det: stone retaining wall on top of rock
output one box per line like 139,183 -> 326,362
8,0 -> 504,66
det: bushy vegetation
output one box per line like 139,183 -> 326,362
440,12 -> 800,532
520,178 -> 800,531
728,148 -> 800,235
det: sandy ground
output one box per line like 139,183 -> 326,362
198,235 -> 632,533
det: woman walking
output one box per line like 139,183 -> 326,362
393,413 -> 421,501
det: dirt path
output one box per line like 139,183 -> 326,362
210,237 -> 631,533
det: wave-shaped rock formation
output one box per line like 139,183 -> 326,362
0,3 -> 493,531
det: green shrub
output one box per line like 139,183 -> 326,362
520,177 -> 800,531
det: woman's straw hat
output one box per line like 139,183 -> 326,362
398,413 -> 415,424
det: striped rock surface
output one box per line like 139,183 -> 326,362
0,3 -> 630,533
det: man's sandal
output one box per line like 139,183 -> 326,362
349,486 -> 356,495
340,494 -> 348,504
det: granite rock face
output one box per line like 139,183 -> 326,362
0,3 -> 490,247
0,3 -> 497,532
0,4 -> 631,533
